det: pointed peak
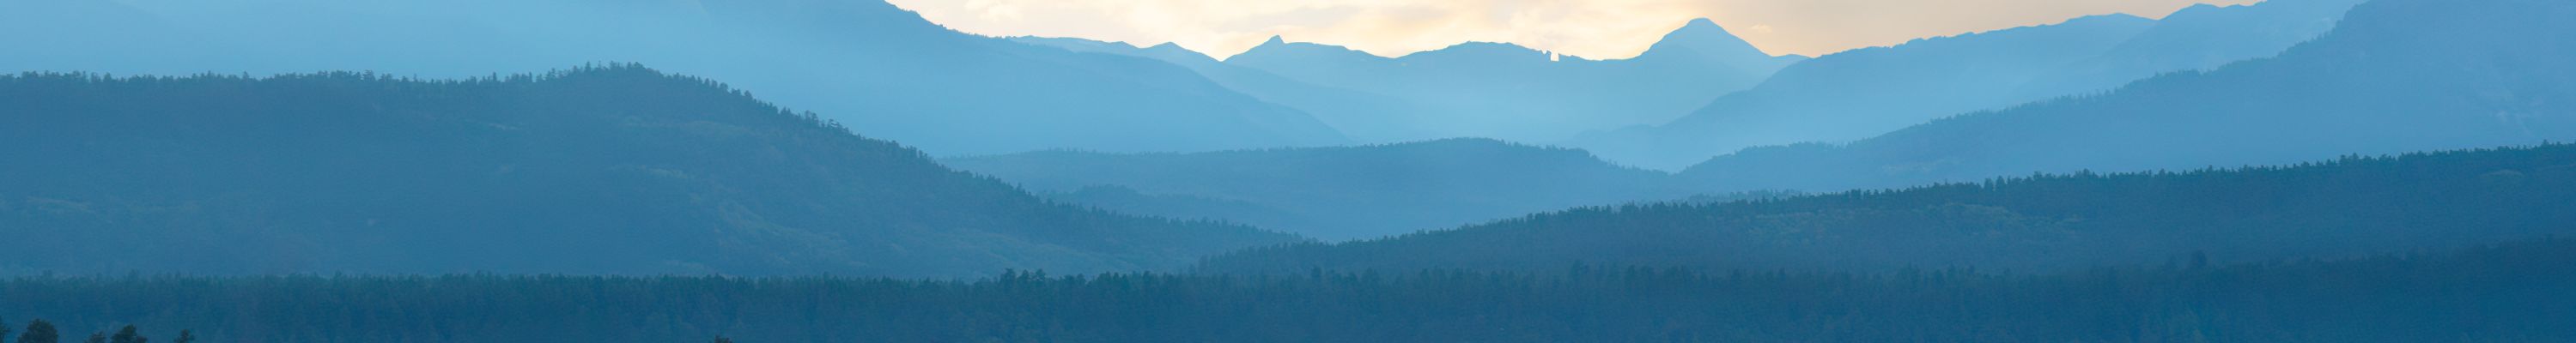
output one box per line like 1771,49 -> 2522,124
1686,18 -> 1722,29
1642,18 -> 1775,60
1673,18 -> 1735,36
1230,35 -> 1384,63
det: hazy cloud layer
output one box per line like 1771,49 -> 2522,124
886,0 -> 2256,58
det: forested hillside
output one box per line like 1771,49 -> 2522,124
1200,144 -> 2576,274
1680,0 -> 2576,192
8,238 -> 2573,342
945,139 -> 1684,240
0,65 -> 1297,277
0,0 -> 1348,155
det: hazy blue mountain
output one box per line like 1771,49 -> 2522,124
1223,19 -> 1808,143
1573,14 -> 2160,170
1678,0 -> 2576,194
1584,0 -> 2374,171
1009,37 -> 1441,142
2012,0 -> 2366,100
0,0 -> 1346,156
0,66 -> 1300,277
945,139 -> 1689,240
1201,145 -> 2576,274
1038,185 -> 1327,238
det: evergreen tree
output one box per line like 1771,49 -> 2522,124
78,332 -> 100,343
106,326 -> 142,343
15,321 -> 55,343
167,331 -> 189,343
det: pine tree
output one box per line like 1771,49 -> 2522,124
106,326 -> 143,343
711,336 -> 734,343
79,332 -> 101,343
167,331 -> 191,343
15,321 -> 55,343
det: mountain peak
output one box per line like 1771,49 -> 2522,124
1399,41 -> 1551,62
1230,34 -> 1385,63
1685,18 -> 1724,31
1640,18 -> 1777,62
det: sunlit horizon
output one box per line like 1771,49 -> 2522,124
886,0 -> 2260,59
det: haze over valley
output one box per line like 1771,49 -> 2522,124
3,0 -> 2573,341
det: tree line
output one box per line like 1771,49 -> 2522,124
2,319 -> 191,343
1201,143 -> 2576,274
4,238 -> 2572,342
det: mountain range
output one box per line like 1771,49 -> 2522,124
1577,0 -> 2369,170
946,139 -> 1686,240
1201,0 -> 2576,274
1223,20 -> 1807,143
1678,0 -> 2573,193
1,0 -> 2561,283
0,0 -> 1347,156
1202,144 -> 2576,274
0,65 -> 1299,277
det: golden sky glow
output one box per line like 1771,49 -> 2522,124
885,0 -> 2260,59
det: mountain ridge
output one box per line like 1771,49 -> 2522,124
0,65 -> 1303,277
0,0 -> 1350,156
1221,17 -> 1806,143
945,138 -> 1687,241
1674,0 -> 2572,193
1200,143 -> 2576,274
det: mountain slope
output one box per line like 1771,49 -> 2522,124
1678,0 -> 2576,193
0,0 -> 1346,155
1223,19 -> 1807,143
1200,145 -> 2576,274
1009,37 -> 1441,142
945,139 -> 1685,240
1575,14 -> 2160,170
0,66 -> 1300,277
2012,0 -> 2366,100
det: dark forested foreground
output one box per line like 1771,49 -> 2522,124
1203,144 -> 2576,274
3,238 -> 2572,343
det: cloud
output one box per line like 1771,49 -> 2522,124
884,0 -> 2256,59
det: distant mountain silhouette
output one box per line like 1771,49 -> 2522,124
0,66 -> 1299,277
945,139 -> 1687,240
1222,19 -> 1807,143
1581,0 -> 2371,170
1009,37 -> 1443,142
0,0 -> 1347,155
1678,0 -> 2576,193
2012,0 -> 2368,101
1201,144 -> 2576,274
1573,14 -> 2159,169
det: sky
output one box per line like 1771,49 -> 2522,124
884,0 -> 2261,59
